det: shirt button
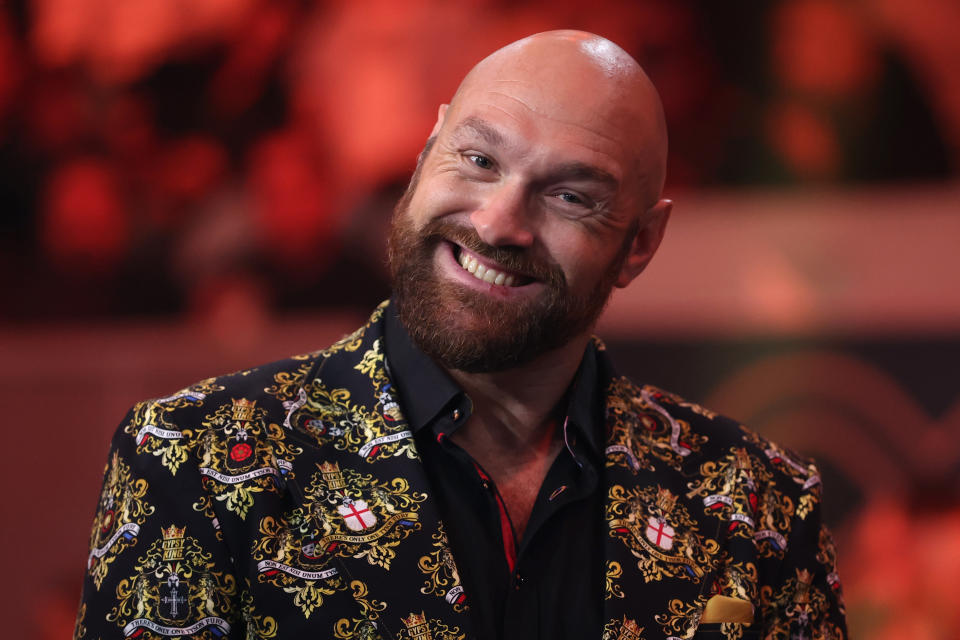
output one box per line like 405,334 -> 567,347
452,409 -> 461,421
514,573 -> 525,590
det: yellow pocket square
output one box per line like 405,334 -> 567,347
700,595 -> 755,624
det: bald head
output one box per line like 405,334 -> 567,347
391,32 -> 673,368
444,30 -> 668,206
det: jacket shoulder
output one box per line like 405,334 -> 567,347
113,351 -> 323,449
606,377 -> 821,488
116,303 -> 388,455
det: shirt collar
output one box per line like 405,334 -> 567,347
383,301 -> 463,433
383,300 -> 604,457
564,338 -> 604,458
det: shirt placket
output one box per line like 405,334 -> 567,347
435,407 -> 596,640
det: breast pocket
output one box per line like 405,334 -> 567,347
693,622 -> 762,639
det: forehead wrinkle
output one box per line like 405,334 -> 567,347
449,116 -> 507,148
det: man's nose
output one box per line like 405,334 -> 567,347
469,181 -> 534,248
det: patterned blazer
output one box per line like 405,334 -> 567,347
77,303 -> 846,640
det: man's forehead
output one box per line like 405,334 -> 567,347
440,31 -> 668,202
447,114 -> 623,186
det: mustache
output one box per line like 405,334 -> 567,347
420,219 -> 565,285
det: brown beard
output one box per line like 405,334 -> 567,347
387,143 -> 632,373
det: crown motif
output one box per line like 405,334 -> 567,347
161,525 -> 186,562
319,461 -> 340,474
656,488 -> 677,515
402,611 -> 431,640
793,568 -> 813,603
734,448 -> 751,471
162,525 -> 186,540
231,398 -> 257,421
617,616 -> 644,640
402,611 -> 431,639
402,612 -> 427,627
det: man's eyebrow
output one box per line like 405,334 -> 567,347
450,117 -> 506,147
549,162 -> 619,188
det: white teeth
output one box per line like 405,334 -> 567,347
458,252 -> 478,273
456,249 -> 518,287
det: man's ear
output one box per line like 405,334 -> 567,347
615,198 -> 672,288
429,104 -> 449,137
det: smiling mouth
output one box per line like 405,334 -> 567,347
453,244 -> 532,287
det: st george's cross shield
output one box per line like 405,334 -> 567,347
645,516 -> 675,550
337,499 -> 377,532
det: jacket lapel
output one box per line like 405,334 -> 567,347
282,304 -> 475,639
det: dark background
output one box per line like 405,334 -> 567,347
1,0 -> 958,637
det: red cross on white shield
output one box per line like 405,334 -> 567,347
338,499 -> 378,531
645,516 -> 675,550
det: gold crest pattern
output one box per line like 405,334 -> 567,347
608,485 -> 720,583
605,380 -> 708,474
655,597 -> 708,639
605,560 -> 625,600
759,568 -> 842,639
106,525 -> 237,638
240,582 -> 279,639
250,460 -> 426,616
685,447 -> 795,559
332,580 -> 388,639
87,450 -> 155,589
711,554 -> 760,603
251,510 -> 349,618
122,379 -> 223,475
299,461 -> 426,568
288,381 -> 417,462
417,523 -> 468,611
188,398 -> 302,520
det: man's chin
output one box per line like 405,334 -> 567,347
396,290 -> 561,373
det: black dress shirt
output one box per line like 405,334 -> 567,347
383,306 -> 606,640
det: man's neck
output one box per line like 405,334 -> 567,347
444,332 -> 592,541
446,332 -> 591,443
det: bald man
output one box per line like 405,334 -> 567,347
78,32 -> 846,640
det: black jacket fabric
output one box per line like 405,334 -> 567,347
76,302 -> 846,639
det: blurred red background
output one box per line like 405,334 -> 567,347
1,0 -> 958,638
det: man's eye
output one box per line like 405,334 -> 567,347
556,192 -> 586,206
467,154 -> 493,170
